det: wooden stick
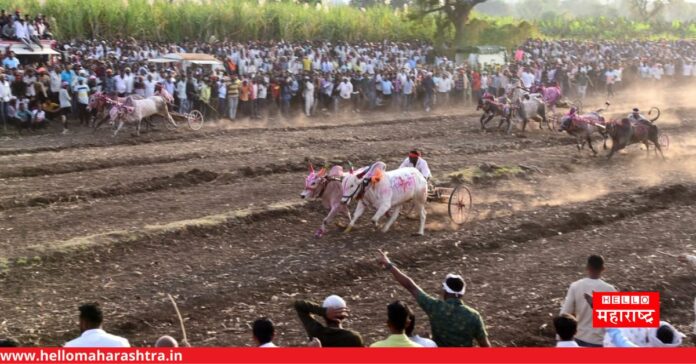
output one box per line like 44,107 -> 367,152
167,294 -> 190,347
656,250 -> 679,258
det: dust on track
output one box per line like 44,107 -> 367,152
0,102 -> 694,347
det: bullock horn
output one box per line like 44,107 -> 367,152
649,107 -> 660,122
309,163 -> 315,174
348,161 -> 354,174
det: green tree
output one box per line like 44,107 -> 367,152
410,0 -> 488,47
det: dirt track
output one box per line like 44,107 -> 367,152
0,102 -> 694,347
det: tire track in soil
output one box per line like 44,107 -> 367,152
0,182 -> 693,346
0,111 -> 475,157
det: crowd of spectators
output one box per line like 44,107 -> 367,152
0,252 -> 693,348
4,35 -> 696,133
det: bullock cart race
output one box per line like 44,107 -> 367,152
0,0 -> 695,351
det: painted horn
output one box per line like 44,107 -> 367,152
309,163 -> 315,174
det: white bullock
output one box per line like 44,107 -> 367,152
341,161 -> 428,235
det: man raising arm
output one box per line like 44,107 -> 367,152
377,249 -> 491,347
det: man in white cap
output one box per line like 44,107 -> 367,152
377,250 -> 490,347
294,296 -> 364,347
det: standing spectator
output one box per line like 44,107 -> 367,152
337,78 -> 353,113
294,295 -> 364,347
176,76 -> 188,114
49,66 -> 62,102
377,250 -> 491,347
406,312 -> 437,347
0,73 -> 10,131
303,76 -> 314,117
58,82 -> 71,134
252,318 -> 277,348
114,70 -> 127,97
74,78 -> 90,126
239,79 -> 251,118
64,303 -> 130,347
370,301 -> 422,347
217,77 -> 227,118
255,79 -> 267,119
560,255 -> 616,347
2,51 -> 19,69
401,76 -> 414,113
553,314 -> 579,348
422,73 -> 435,112
575,71 -> 592,100
227,74 -> 241,120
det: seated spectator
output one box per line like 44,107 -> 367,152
252,317 -> 277,348
370,301 -> 422,347
64,303 -> 130,347
406,313 -> 437,347
553,314 -> 579,347
377,250 -> 490,347
29,102 -> 47,129
12,100 -> 31,129
604,321 -> 686,348
0,338 -> 18,347
294,295 -> 364,347
154,335 -> 178,348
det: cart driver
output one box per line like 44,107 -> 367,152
400,149 -> 431,180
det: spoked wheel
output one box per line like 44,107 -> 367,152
658,132 -> 670,151
448,185 -> 473,225
187,110 -> 205,130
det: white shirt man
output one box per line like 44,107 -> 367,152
560,256 -> 616,347
50,70 -> 62,93
399,154 -> 431,179
556,340 -> 580,348
682,62 -> 693,77
114,74 -> 127,95
0,77 -> 11,102
64,329 -> 130,348
124,72 -> 135,94
64,304 -> 129,348
409,335 -> 437,348
338,80 -> 353,100
144,78 -> 156,98
437,76 -> 452,93
521,71 -> 535,89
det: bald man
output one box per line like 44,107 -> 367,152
154,335 -> 179,347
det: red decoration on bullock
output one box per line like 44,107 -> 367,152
370,168 -> 384,185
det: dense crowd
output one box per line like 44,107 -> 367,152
3,34 -> 696,133
0,252 -> 694,348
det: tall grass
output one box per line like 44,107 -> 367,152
4,0 -> 694,45
4,0 -> 440,42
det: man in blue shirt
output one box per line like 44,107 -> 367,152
2,51 -> 19,69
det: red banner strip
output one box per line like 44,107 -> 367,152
1,348 -> 696,364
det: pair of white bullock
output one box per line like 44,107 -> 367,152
300,162 -> 427,237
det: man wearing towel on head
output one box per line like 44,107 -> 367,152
377,249 -> 490,347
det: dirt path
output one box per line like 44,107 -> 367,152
0,103 -> 694,347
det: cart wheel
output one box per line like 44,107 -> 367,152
187,110 -> 204,130
658,132 -> 670,151
448,185 -> 473,225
